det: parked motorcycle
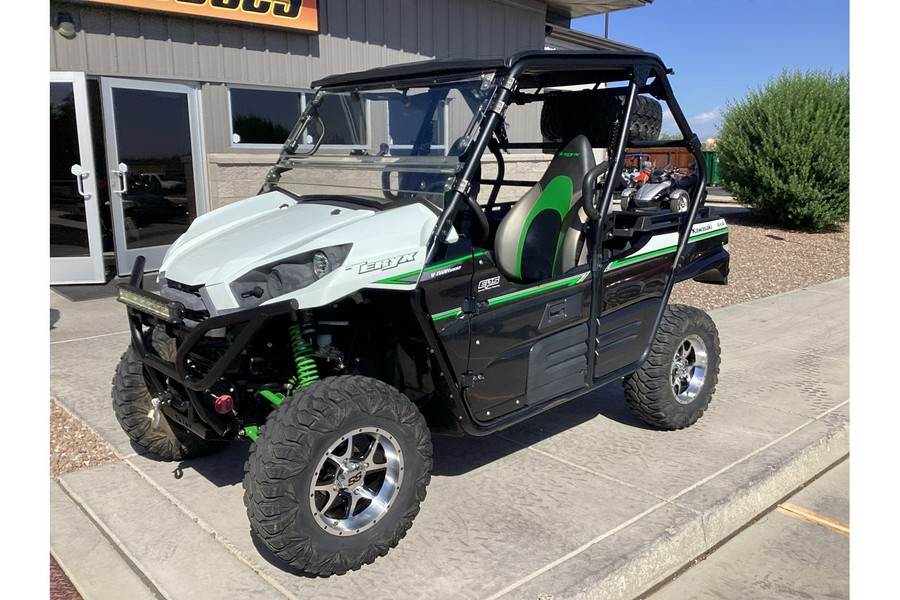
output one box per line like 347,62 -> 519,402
619,165 -> 692,213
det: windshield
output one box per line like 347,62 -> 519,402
268,77 -> 496,210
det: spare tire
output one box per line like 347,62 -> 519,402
541,91 -> 662,146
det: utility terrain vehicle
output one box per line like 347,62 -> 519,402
113,50 -> 730,576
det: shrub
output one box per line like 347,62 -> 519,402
717,70 -> 849,230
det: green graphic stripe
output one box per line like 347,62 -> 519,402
428,251 -> 484,273
431,273 -> 589,322
607,226 -> 729,271
689,228 -> 729,243
488,273 -> 586,307
432,308 -> 463,322
376,252 -> 485,285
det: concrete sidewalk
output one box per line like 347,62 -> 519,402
49,278 -> 849,600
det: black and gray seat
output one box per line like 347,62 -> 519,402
494,135 -> 595,283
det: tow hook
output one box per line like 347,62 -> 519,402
148,390 -> 174,429
148,396 -> 162,428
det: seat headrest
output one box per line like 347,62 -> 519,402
539,135 -> 596,189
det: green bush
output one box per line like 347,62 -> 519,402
717,70 -> 849,230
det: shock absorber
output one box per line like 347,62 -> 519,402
248,317 -> 320,439
289,320 -> 319,388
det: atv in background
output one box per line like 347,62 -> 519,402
113,50 -> 729,576
620,164 -> 691,213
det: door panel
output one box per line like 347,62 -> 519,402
50,73 -> 105,284
466,253 -> 593,422
102,78 -> 205,276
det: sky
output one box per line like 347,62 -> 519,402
573,0 -> 850,141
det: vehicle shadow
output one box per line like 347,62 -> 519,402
133,439 -> 249,488
151,380 -> 655,487
431,380 -> 654,477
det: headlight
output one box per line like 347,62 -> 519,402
313,250 -> 330,279
230,244 -> 352,307
266,263 -> 315,297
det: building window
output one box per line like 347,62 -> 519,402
385,95 -> 447,155
309,93 -> 368,147
229,87 -> 453,153
229,87 -> 306,146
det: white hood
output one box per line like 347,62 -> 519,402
159,191 -> 445,311
161,191 -> 374,285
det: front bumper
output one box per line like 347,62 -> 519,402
117,257 -> 298,439
118,257 -> 299,391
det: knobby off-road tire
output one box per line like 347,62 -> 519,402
623,304 -> 721,430
111,328 -> 224,460
242,375 -> 432,576
541,92 -> 663,147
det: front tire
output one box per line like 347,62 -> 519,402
242,376 -> 432,576
623,305 -> 720,430
111,330 -> 224,460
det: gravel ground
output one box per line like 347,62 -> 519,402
48,204 -> 850,480
670,207 -> 850,309
50,398 -> 118,479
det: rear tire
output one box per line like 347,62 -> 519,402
623,305 -> 720,430
111,329 -> 224,460
242,375 -> 432,576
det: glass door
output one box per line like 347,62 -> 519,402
101,78 -> 206,276
50,73 -> 106,284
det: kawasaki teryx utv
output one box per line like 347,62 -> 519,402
113,50 -> 729,576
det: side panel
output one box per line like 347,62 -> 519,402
592,298 -> 661,378
528,322 -> 589,405
465,253 -> 592,422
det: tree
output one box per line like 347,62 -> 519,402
717,70 -> 849,230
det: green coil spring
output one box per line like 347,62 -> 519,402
289,322 -> 319,388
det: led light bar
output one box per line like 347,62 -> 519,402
116,286 -> 183,323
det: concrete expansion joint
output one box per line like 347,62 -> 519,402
56,478 -> 170,600
50,330 -> 131,345
496,433 -> 669,502
123,459 -> 298,600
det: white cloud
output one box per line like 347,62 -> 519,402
689,107 -> 724,141
659,106 -> 722,139
692,107 -> 723,124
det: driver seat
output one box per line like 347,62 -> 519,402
494,135 -> 595,283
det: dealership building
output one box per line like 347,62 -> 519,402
49,0 -> 648,284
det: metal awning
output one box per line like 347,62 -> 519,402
544,0 -> 653,19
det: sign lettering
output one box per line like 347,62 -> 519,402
83,0 -> 318,32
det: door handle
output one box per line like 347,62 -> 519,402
548,300 -> 567,318
70,164 -> 91,200
112,162 -> 129,194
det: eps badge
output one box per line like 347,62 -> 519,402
477,276 -> 501,293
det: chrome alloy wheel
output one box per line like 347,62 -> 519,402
309,427 -> 403,536
671,334 -> 708,404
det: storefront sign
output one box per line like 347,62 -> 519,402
84,0 -> 319,32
